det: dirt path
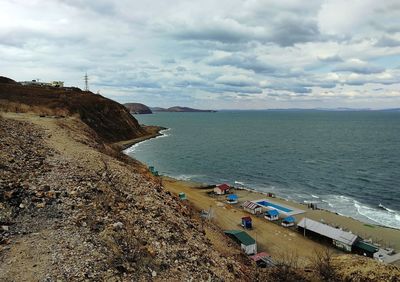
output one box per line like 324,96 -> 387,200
0,230 -> 53,282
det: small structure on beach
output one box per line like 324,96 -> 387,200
264,209 -> 279,221
224,230 -> 257,255
353,240 -> 379,258
242,201 -> 263,215
148,166 -> 159,176
178,192 -> 187,201
214,183 -> 230,195
241,216 -> 252,229
281,216 -> 296,227
297,218 -> 359,252
226,194 -> 238,204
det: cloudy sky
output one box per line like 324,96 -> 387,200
1,0 -> 400,109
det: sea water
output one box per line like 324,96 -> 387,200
125,110 -> 400,229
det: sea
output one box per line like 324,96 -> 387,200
124,110 -> 400,229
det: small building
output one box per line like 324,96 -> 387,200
297,218 -> 359,252
178,192 -> 187,201
353,240 -> 378,258
241,216 -> 252,229
242,201 -> 263,215
226,194 -> 238,204
264,209 -> 279,221
214,183 -> 230,195
51,81 -> 64,87
281,216 -> 296,227
224,230 -> 257,255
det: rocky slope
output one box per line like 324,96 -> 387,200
0,113 -> 253,281
0,77 -> 145,142
124,103 -> 152,114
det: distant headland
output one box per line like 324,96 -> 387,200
123,103 -> 217,114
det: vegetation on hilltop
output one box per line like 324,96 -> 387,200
0,76 -> 145,142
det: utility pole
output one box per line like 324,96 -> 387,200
84,72 -> 89,91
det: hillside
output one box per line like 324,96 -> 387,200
151,106 -> 216,112
0,76 -> 399,281
0,77 -> 145,142
124,103 -> 152,114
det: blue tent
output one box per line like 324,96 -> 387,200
227,194 -> 238,201
266,209 -> 279,217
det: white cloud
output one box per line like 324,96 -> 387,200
0,0 -> 399,109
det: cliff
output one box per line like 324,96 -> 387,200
0,77 -> 145,142
124,103 -> 152,114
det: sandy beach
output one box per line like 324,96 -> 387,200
162,177 -> 400,264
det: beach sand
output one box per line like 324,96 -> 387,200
162,177 -> 400,264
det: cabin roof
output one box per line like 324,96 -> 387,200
224,230 -> 256,246
217,183 -> 230,190
298,218 -> 358,246
243,201 -> 262,210
266,209 -> 279,216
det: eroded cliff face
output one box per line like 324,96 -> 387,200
0,78 -> 145,142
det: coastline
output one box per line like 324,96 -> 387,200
121,125 -> 400,262
161,177 -> 400,263
114,125 -> 167,150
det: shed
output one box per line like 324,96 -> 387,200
282,216 -> 295,227
224,230 -> 257,255
264,209 -> 279,221
353,240 -> 378,258
226,194 -> 238,204
241,216 -> 252,229
297,218 -> 359,252
178,192 -> 187,201
242,201 -> 263,215
214,183 -> 230,195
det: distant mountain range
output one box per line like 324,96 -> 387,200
123,103 -> 216,114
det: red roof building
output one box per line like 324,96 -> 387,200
214,183 -> 230,195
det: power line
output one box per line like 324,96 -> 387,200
84,72 -> 89,91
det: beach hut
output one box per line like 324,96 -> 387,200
178,192 -> 187,201
226,194 -> 238,204
241,216 -> 252,229
281,216 -> 295,227
297,218 -> 359,252
214,183 -> 230,195
242,201 -> 263,215
264,209 -> 279,221
224,230 -> 257,255
353,240 -> 379,258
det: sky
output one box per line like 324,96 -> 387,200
1,0 -> 400,109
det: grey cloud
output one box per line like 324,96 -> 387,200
317,55 -> 343,62
208,85 -> 263,94
207,53 -> 277,74
374,36 -> 400,47
271,17 -> 321,47
333,60 -> 385,74
215,75 -> 258,87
